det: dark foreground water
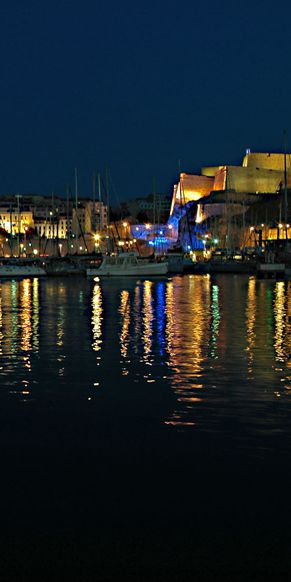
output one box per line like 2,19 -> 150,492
0,274 -> 290,581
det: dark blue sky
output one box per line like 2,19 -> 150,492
0,0 -> 290,202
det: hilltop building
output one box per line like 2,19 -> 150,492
169,150 -> 291,250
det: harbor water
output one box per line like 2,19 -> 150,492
0,274 -> 291,580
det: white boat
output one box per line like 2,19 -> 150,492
256,262 -> 286,279
86,253 -> 168,277
0,262 -> 46,278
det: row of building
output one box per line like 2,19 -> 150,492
0,150 -> 290,256
0,195 -> 108,238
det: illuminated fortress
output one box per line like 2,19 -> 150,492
169,151 -> 291,249
170,151 -> 291,213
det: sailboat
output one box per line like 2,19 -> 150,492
257,133 -> 291,279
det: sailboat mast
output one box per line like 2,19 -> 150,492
98,173 -> 102,233
284,130 -> 288,232
75,167 -> 79,246
66,184 -> 70,255
92,170 -> 96,233
106,168 -> 110,253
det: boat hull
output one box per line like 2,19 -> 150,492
0,266 -> 46,278
87,263 -> 168,277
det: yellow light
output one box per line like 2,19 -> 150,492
287,224 -> 290,228
94,233 -> 100,241
250,226 -> 254,231
122,222 -> 128,228
145,223 -> 151,229
261,223 -> 264,227
279,224 -> 283,229
33,249 -> 38,255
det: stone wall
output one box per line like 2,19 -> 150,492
213,166 -> 290,194
243,152 -> 291,171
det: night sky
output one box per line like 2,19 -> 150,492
1,0 -> 291,202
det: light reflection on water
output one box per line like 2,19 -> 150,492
0,276 -> 290,440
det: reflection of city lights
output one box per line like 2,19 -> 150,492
246,277 -> 256,375
165,276 -> 211,428
210,284 -> 220,358
20,279 -> 32,356
119,290 -> 130,360
274,282 -> 286,363
91,283 -> 103,352
0,288 -> 3,356
56,306 -> 65,348
142,280 -> 153,362
32,278 -> 39,352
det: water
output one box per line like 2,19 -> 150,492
0,274 -> 291,580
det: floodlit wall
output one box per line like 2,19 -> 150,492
201,166 -> 221,177
243,152 -> 291,171
0,209 -> 34,233
171,173 -> 214,213
213,166 -> 289,194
